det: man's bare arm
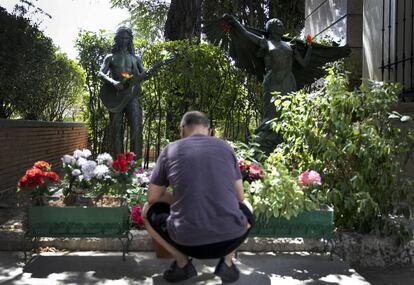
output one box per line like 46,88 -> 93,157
147,183 -> 174,205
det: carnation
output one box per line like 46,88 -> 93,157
96,152 -> 113,166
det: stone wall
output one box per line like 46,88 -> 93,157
0,119 -> 88,195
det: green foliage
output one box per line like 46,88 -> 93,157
111,0 -> 169,42
75,30 -> 112,155
271,63 -> 414,238
141,40 -> 260,143
74,32 -> 261,157
246,162 -> 317,220
231,140 -> 322,220
202,0 -> 305,35
0,7 -> 84,121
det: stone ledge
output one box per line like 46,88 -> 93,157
0,229 -> 326,252
2,229 -> 413,267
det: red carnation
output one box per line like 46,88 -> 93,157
116,153 -> 127,162
45,171 -> 60,183
112,159 -> 128,172
306,34 -> 312,45
34,161 -> 50,171
126,152 -> 135,162
18,175 -> 28,188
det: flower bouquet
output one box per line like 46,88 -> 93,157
17,161 -> 60,206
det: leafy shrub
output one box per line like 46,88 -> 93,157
271,64 -> 414,239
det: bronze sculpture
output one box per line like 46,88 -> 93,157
99,26 -> 146,159
204,15 -> 350,153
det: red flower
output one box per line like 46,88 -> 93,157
126,152 -> 135,162
131,205 -> 144,225
306,34 -> 312,45
220,20 -> 230,33
33,161 -> 50,171
45,171 -> 60,183
112,159 -> 128,172
18,175 -> 28,188
249,164 -> 262,178
117,154 -> 126,161
24,167 -> 45,188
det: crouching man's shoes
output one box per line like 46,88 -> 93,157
163,259 -> 197,282
214,257 -> 240,283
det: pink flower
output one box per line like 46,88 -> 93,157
131,205 -> 144,225
249,164 -> 262,179
298,170 -> 321,186
308,170 -> 321,185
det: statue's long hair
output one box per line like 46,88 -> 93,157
111,26 -> 135,55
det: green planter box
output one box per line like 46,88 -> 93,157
249,206 -> 334,239
26,206 -> 130,238
24,206 -> 132,262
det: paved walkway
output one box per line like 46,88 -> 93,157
0,251 -> 371,285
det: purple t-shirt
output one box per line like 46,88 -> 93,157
150,134 -> 248,246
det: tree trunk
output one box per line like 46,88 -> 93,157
164,0 -> 203,40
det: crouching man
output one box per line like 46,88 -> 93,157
143,111 -> 253,283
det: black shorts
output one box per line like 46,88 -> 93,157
146,202 -> 254,259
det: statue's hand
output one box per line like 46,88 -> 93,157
223,14 -> 237,25
114,81 -> 124,91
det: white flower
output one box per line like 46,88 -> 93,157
76,157 -> 87,167
96,152 -> 113,166
62,155 -> 75,165
82,149 -> 92,158
73,148 -> 92,159
94,164 -> 110,180
135,173 -> 150,185
73,149 -> 83,159
81,161 -> 97,181
71,169 -> 81,176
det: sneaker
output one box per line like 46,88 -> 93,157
163,259 -> 197,282
214,257 -> 240,283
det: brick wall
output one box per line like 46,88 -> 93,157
0,119 -> 88,194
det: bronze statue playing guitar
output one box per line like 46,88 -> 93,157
98,26 -> 172,159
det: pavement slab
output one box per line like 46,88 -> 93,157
0,251 -> 370,285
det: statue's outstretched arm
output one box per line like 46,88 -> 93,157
223,14 -> 263,46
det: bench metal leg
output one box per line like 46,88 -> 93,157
323,239 -> 335,261
119,231 -> 133,261
23,237 -> 38,264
